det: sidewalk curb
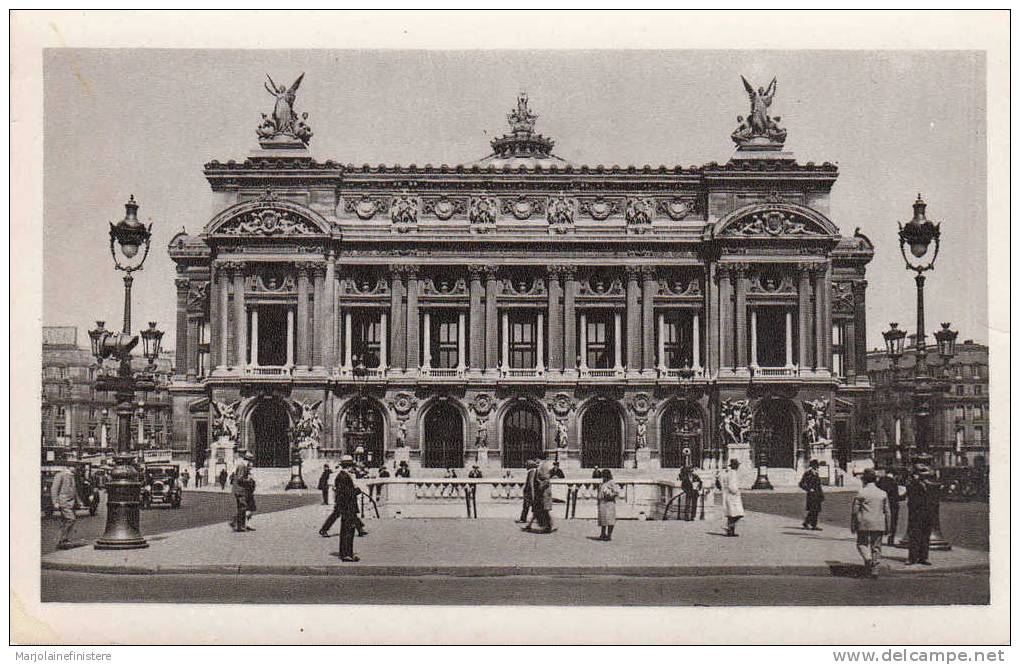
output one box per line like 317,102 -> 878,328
41,560 -> 989,578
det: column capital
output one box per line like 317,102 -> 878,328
175,277 -> 191,291
796,261 -> 819,276
468,264 -> 488,280
639,265 -> 657,281
310,262 -> 327,278
220,260 -> 246,275
625,265 -> 642,280
295,263 -> 312,278
482,265 -> 500,279
390,264 -> 419,278
729,262 -> 751,276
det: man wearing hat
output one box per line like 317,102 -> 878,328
851,468 -> 889,578
319,455 -> 363,561
50,458 -> 80,549
317,464 -> 332,505
517,459 -> 538,524
798,459 -> 825,530
467,465 -> 483,479
229,453 -> 255,532
905,463 -> 939,566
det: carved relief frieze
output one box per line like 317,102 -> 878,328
389,195 -> 419,231
722,210 -> 821,237
468,196 -> 500,230
217,208 -> 320,236
501,196 -> 546,220
577,270 -> 624,296
341,272 -> 390,296
625,198 -> 655,232
546,196 -> 577,234
578,196 -> 624,221
831,281 -> 855,314
421,274 -> 468,296
659,274 -> 703,297
422,196 -> 468,221
748,272 -> 797,295
343,195 -> 391,221
657,197 -> 697,221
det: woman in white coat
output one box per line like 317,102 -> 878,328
717,458 -> 745,537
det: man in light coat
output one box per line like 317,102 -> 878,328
718,458 -> 744,537
851,468 -> 889,578
51,463 -> 80,549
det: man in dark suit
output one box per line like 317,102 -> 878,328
317,464 -> 332,505
906,464 -> 939,566
319,455 -> 362,562
517,459 -> 537,524
798,459 -> 825,530
875,467 -> 904,546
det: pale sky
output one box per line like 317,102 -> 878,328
43,49 -> 987,351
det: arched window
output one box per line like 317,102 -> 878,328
422,402 -> 464,469
661,401 -> 704,468
581,401 -> 622,468
502,402 -> 543,468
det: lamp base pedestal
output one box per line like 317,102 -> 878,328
94,454 -> 148,550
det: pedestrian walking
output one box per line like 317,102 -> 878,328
196,466 -> 206,488
717,458 -> 744,537
905,464 -> 939,566
318,455 -> 362,562
679,464 -> 697,521
395,460 -> 411,478
799,459 -> 825,530
217,467 -> 228,490
181,468 -> 190,488
549,461 -> 565,479
851,468 -> 889,578
51,462 -> 80,549
317,464 -> 332,505
374,465 -> 390,500
596,468 -> 620,541
228,462 -> 252,532
876,467 -> 905,546
243,457 -> 257,529
529,461 -> 556,534
517,459 -> 537,524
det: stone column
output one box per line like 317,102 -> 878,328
614,311 -> 623,371
379,312 -> 388,369
484,267 -> 499,372
536,312 -> 544,371
286,309 -> 295,366
814,266 -> 826,370
706,264 -> 718,374
823,264 -> 833,371
547,267 -> 563,371
845,317 -> 856,379
422,310 -> 432,369
174,277 -> 190,377
750,308 -> 758,367
296,265 -> 310,367
692,312 -> 701,370
797,263 -> 812,369
218,264 -> 230,368
250,307 -> 259,366
406,267 -> 420,370
501,310 -> 510,370
468,266 -> 485,371
233,265 -> 247,368
578,312 -> 588,370
853,280 -> 868,379
733,263 -> 749,369
717,266 -> 732,369
343,310 -> 353,369
785,309 -> 794,367
186,315 -> 199,377
324,252 -> 336,369
457,311 -> 466,371
657,312 -> 666,371
390,267 -> 406,370
625,267 -> 641,370
312,264 -> 325,367
641,267 -> 656,371
563,267 -> 577,370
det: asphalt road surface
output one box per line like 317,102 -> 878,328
41,570 -> 989,605
741,492 -> 989,551
41,491 -> 321,555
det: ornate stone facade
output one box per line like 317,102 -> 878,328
168,79 -> 873,484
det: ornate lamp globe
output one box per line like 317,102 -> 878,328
898,194 -> 941,268
88,320 -> 110,360
934,322 -> 959,362
109,195 -> 153,267
140,321 -> 165,364
883,322 -> 907,363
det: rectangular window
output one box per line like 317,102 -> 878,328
509,313 -> 536,369
831,321 -> 845,376
431,311 -> 460,369
955,405 -> 965,420
584,311 -> 615,369
974,425 -> 984,444
661,310 -> 698,369
353,310 -> 382,368
974,384 -> 983,395
956,385 -> 965,396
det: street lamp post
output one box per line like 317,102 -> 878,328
89,196 -> 164,550
750,426 -> 774,490
884,194 -> 955,551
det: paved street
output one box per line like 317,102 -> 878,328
742,492 -> 989,551
40,490 -> 321,555
41,570 -> 989,605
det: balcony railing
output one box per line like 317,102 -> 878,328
500,366 -> 544,379
243,366 -> 293,377
420,366 -> 465,379
657,366 -> 706,380
578,367 -> 625,379
753,366 -> 799,378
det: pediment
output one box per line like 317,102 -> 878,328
715,202 -> 839,239
206,194 -> 332,238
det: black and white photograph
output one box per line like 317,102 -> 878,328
10,10 -> 1008,648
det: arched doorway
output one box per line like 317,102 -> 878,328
660,400 -> 704,468
581,400 -> 623,468
753,399 -> 798,468
422,402 -> 464,469
342,398 -> 385,467
502,402 -> 544,468
249,399 -> 291,467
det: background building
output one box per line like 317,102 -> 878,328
866,339 -> 989,467
42,326 -> 176,459
168,81 -> 873,484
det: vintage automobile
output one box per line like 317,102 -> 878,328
41,462 -> 101,517
140,463 -> 183,509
